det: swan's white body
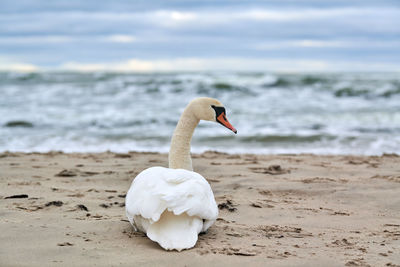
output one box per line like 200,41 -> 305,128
125,167 -> 218,251
125,97 -> 236,251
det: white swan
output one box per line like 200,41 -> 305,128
125,97 -> 237,251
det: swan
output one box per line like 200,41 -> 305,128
125,97 -> 237,251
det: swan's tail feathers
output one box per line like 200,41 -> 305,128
146,210 -> 203,251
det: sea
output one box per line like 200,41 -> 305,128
1,72 -> 399,155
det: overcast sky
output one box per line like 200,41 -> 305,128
1,0 -> 399,72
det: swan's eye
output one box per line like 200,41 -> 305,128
211,105 -> 226,119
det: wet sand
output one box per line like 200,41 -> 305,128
1,151 -> 399,266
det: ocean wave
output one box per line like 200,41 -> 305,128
198,134 -> 337,143
4,120 -> 34,128
1,71 -> 399,155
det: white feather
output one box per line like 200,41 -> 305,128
125,166 -> 218,251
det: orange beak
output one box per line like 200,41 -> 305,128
217,112 -> 237,134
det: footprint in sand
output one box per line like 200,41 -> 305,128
218,199 -> 237,212
330,238 -> 355,247
300,177 -> 336,183
249,165 -> 290,175
114,153 -> 132,158
45,201 -> 63,207
55,169 -> 99,177
256,225 -> 312,239
371,175 -> 400,183
4,194 -> 29,199
57,242 -> 73,247
76,204 -> 89,211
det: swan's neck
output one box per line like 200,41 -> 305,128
169,107 -> 199,171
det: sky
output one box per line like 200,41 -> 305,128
0,0 -> 399,72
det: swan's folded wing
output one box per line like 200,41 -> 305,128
125,167 -> 218,223
161,169 -> 218,221
126,167 -> 168,223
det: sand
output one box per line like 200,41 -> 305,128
1,151 -> 399,266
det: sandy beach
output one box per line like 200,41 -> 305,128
1,151 -> 399,266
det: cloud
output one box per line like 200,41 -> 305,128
61,59 -> 154,72
103,35 -> 136,43
0,36 -> 75,44
0,35 -> 136,44
0,62 -> 38,72
57,57 -> 400,72
253,40 -> 400,49
2,7 -> 399,34
1,1 -> 399,71
159,11 -> 197,21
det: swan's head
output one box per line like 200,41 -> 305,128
189,97 -> 237,134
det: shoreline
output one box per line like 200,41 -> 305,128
1,151 -> 399,266
1,150 -> 398,156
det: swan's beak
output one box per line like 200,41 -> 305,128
216,112 -> 237,134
